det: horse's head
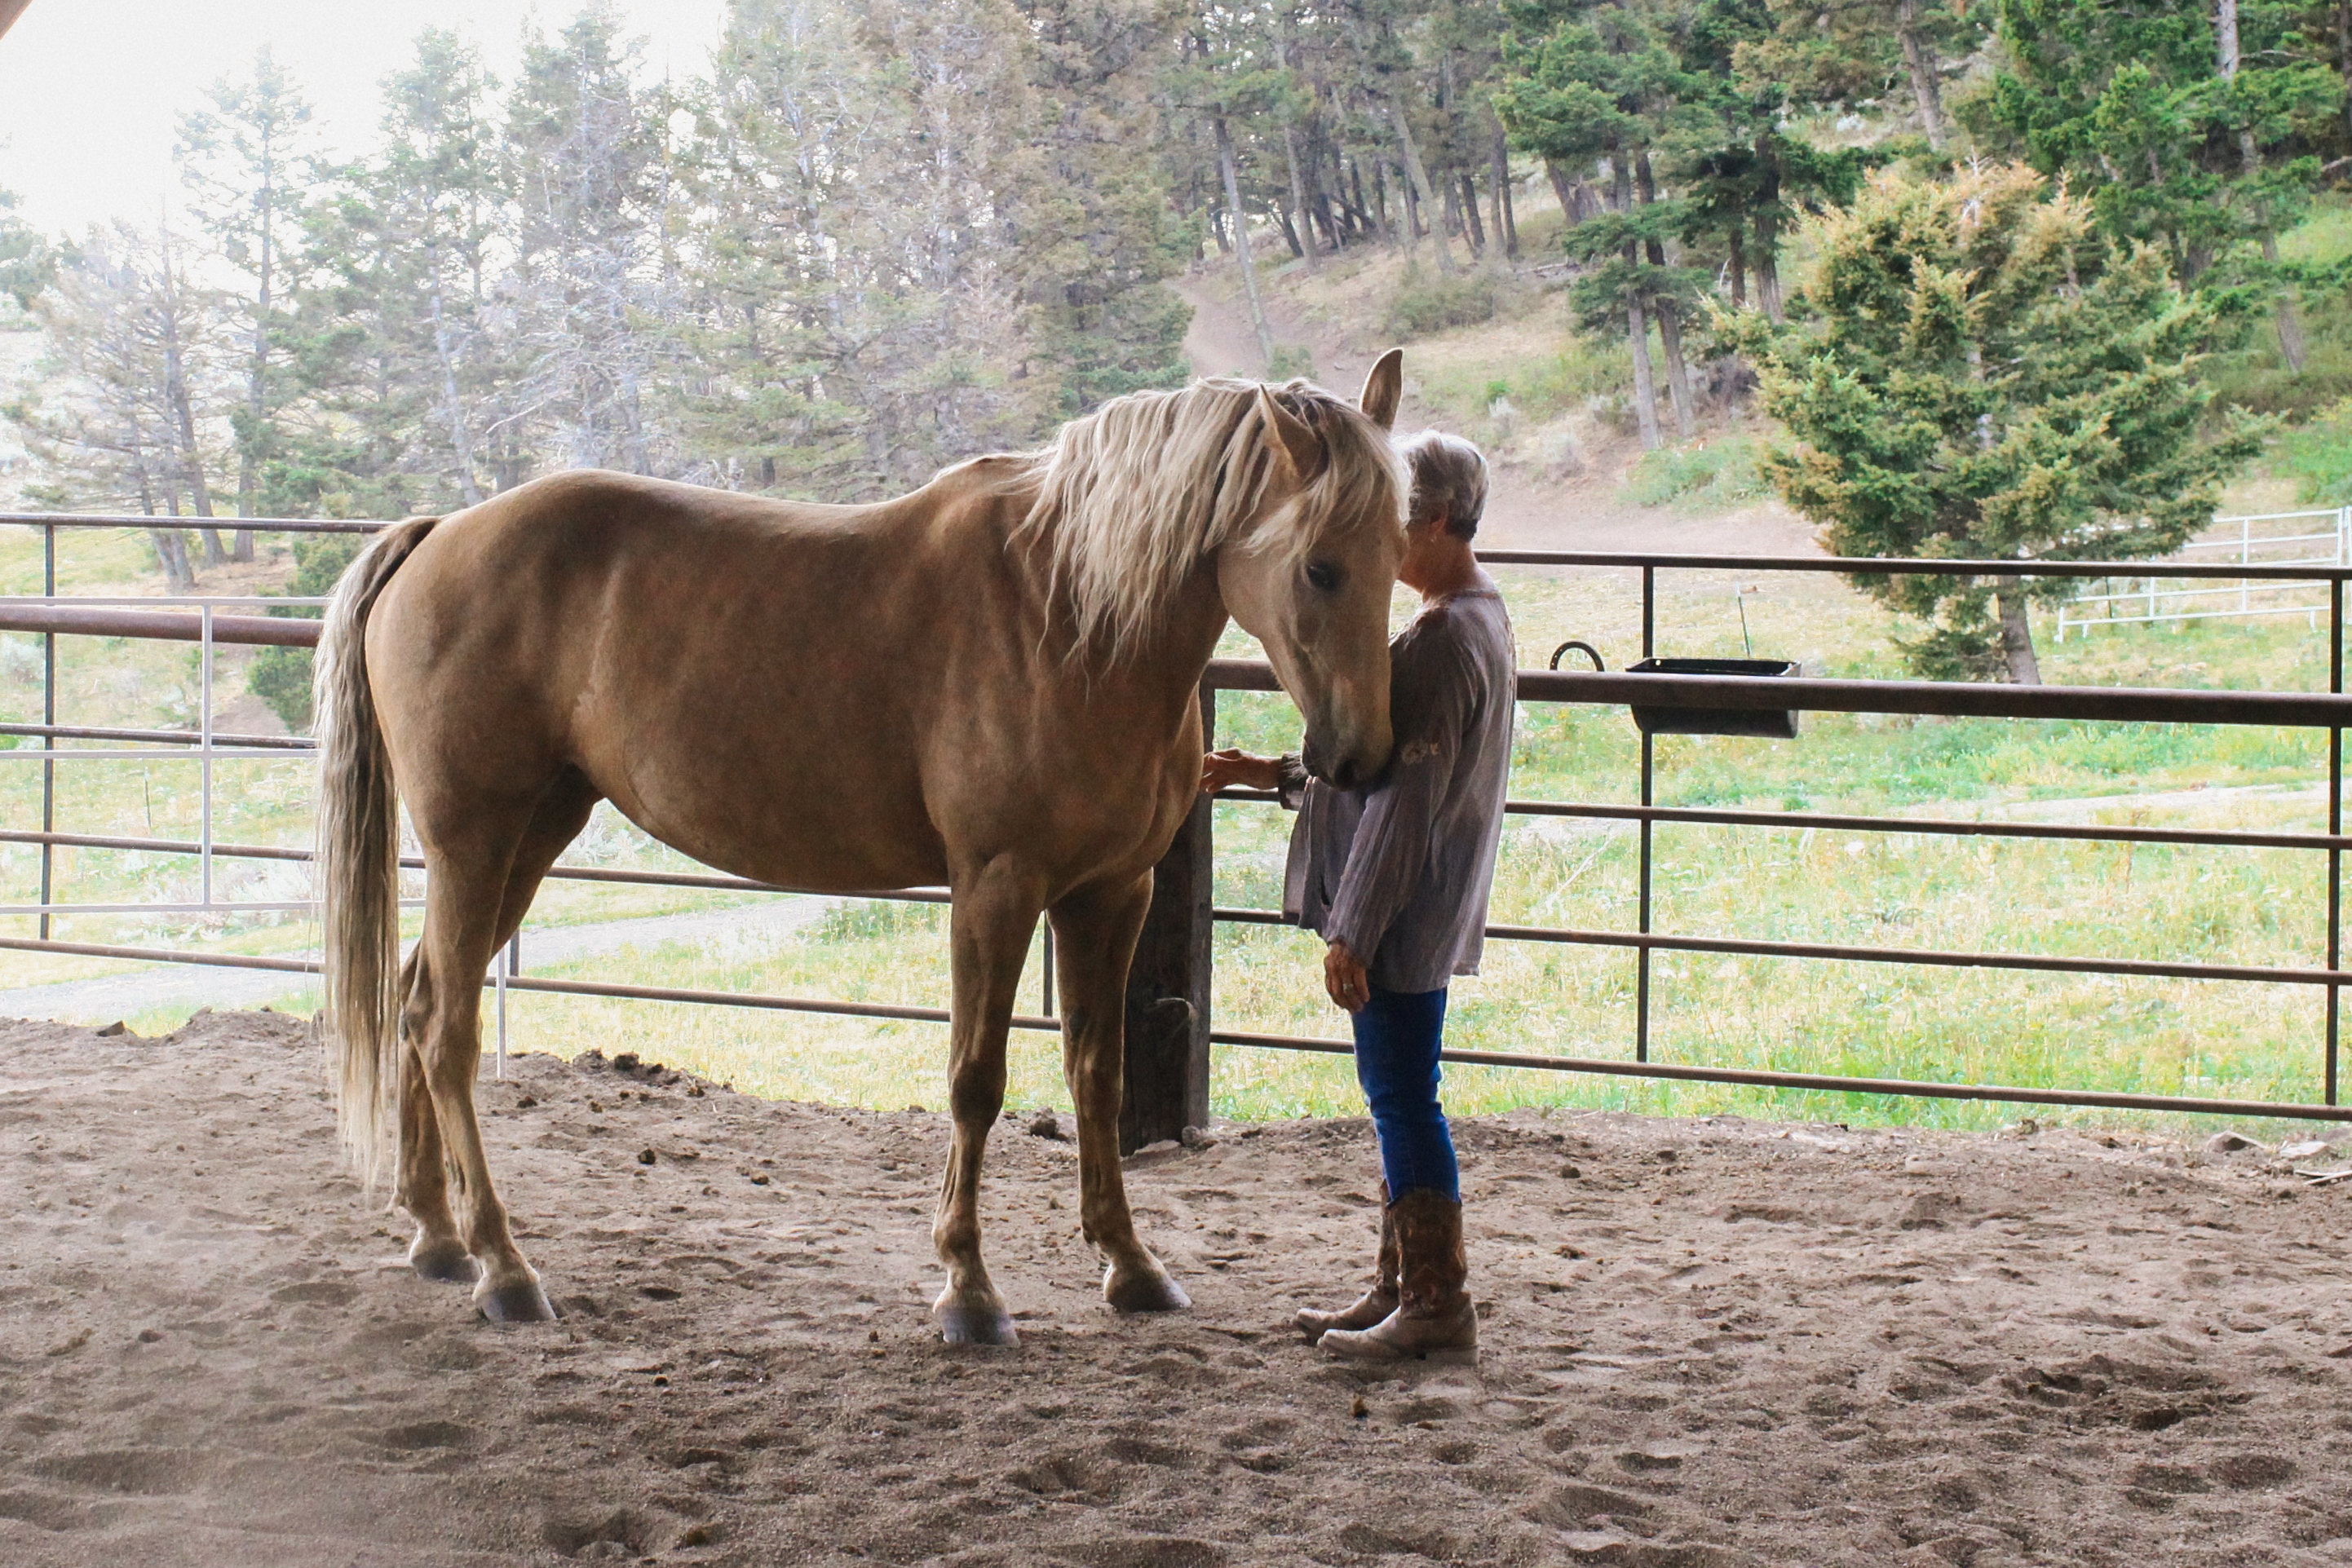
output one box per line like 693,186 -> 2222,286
1218,351 -> 1408,790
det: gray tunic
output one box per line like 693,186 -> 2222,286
1280,586 -> 1515,995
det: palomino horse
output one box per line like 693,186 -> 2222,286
315,356 -> 1409,1342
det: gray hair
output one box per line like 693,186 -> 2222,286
1400,430 -> 1488,540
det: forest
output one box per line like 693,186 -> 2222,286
0,0 -> 2347,643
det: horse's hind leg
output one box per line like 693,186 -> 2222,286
401,775 -> 599,1319
1050,874 -> 1189,1314
395,773 -> 597,1293
932,857 -> 1047,1345
396,952 -> 472,1283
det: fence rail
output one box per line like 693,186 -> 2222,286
2057,509 -> 2352,638
5,516 -> 2352,1138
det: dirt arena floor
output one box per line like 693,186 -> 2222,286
5,1011 -> 2352,1566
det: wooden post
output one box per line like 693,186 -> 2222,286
1120,689 -> 1215,1152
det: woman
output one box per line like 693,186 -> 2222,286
1202,430 -> 1512,1363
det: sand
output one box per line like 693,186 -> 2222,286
3,1009 -> 2351,1566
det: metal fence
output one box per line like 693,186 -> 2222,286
5,512 -> 2352,1131
2058,509 -> 2352,638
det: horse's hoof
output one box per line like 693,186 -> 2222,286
1103,1262 -> 1191,1314
475,1277 -> 559,1323
409,1236 -> 480,1285
935,1298 -> 1019,1347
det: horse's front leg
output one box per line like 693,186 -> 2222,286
1050,873 -> 1191,1314
932,858 -> 1046,1346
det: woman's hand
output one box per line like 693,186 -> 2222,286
1324,939 -> 1370,1013
1201,748 -> 1283,793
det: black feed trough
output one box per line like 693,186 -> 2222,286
1626,656 -> 1802,739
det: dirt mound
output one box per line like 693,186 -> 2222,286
2,1011 -> 2350,1565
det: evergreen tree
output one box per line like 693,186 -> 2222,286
1733,0 -> 1988,152
506,4 -> 674,475
1726,164 -> 2266,683
6,224 -> 231,590
0,187 -> 53,312
177,47 -> 319,558
1976,0 -> 2343,373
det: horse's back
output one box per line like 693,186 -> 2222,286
363,466 -> 1030,890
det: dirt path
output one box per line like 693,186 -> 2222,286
5,1009 -> 2351,1566
1168,268 -> 1819,560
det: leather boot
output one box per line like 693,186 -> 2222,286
1294,1186 -> 1398,1342
1319,1189 -> 1476,1365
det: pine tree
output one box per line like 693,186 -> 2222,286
506,5 -> 673,475
0,187 -> 53,312
6,225 -> 232,590
1726,164 -> 2266,683
1976,0 -> 2343,375
1733,0 -> 1987,152
177,47 -> 319,559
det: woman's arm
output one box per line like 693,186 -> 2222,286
1200,749 -> 1283,792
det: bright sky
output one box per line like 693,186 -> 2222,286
0,0 -> 730,238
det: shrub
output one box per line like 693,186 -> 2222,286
1384,271 -> 1497,338
1266,342 -> 1315,381
246,532 -> 365,733
1625,436 -> 1768,509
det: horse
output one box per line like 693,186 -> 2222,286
313,355 -> 1410,1344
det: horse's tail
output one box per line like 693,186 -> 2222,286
314,515 -> 440,1190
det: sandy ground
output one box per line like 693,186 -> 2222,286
4,1012 -> 2352,1566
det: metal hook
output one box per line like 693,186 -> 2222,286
1549,639 -> 1606,672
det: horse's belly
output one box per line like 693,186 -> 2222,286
600,762 -> 949,894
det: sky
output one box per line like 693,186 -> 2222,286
0,0 -> 731,238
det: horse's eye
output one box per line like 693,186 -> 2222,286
1305,560 -> 1342,593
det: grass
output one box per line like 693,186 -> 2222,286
12,538 -> 2348,1141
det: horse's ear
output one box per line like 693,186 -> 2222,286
1359,348 -> 1404,431
1256,384 -> 1322,489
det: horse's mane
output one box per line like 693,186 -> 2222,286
1013,378 -> 1404,660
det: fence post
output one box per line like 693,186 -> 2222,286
38,520 -> 53,940
1119,686 -> 1214,1153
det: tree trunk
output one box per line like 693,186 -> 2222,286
1459,172 -> 1488,257
1727,225 -> 1748,308
161,342 -> 225,564
1635,150 -> 1694,439
1545,159 -> 1581,227
1616,149 -> 1660,450
1215,113 -> 1277,369
1627,294 -> 1661,451
2264,235 -> 2309,371
427,241 -> 485,506
1996,578 -> 2041,685
1655,301 -> 1695,439
1281,123 -> 1320,270
1491,130 -> 1518,256
1274,201 -> 1306,260
1373,154 -> 1399,246
2339,0 -> 2352,147
1386,100 -> 1456,275
2216,0 -> 2304,371
1895,0 -> 1948,152
1753,210 -> 1784,323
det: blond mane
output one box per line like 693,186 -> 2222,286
1015,378 -> 1404,660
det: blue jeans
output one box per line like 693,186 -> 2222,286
1351,986 -> 1460,1204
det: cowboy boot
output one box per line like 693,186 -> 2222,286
1294,1186 -> 1399,1342
1319,1188 -> 1476,1365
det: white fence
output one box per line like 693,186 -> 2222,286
2058,509 -> 2352,639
